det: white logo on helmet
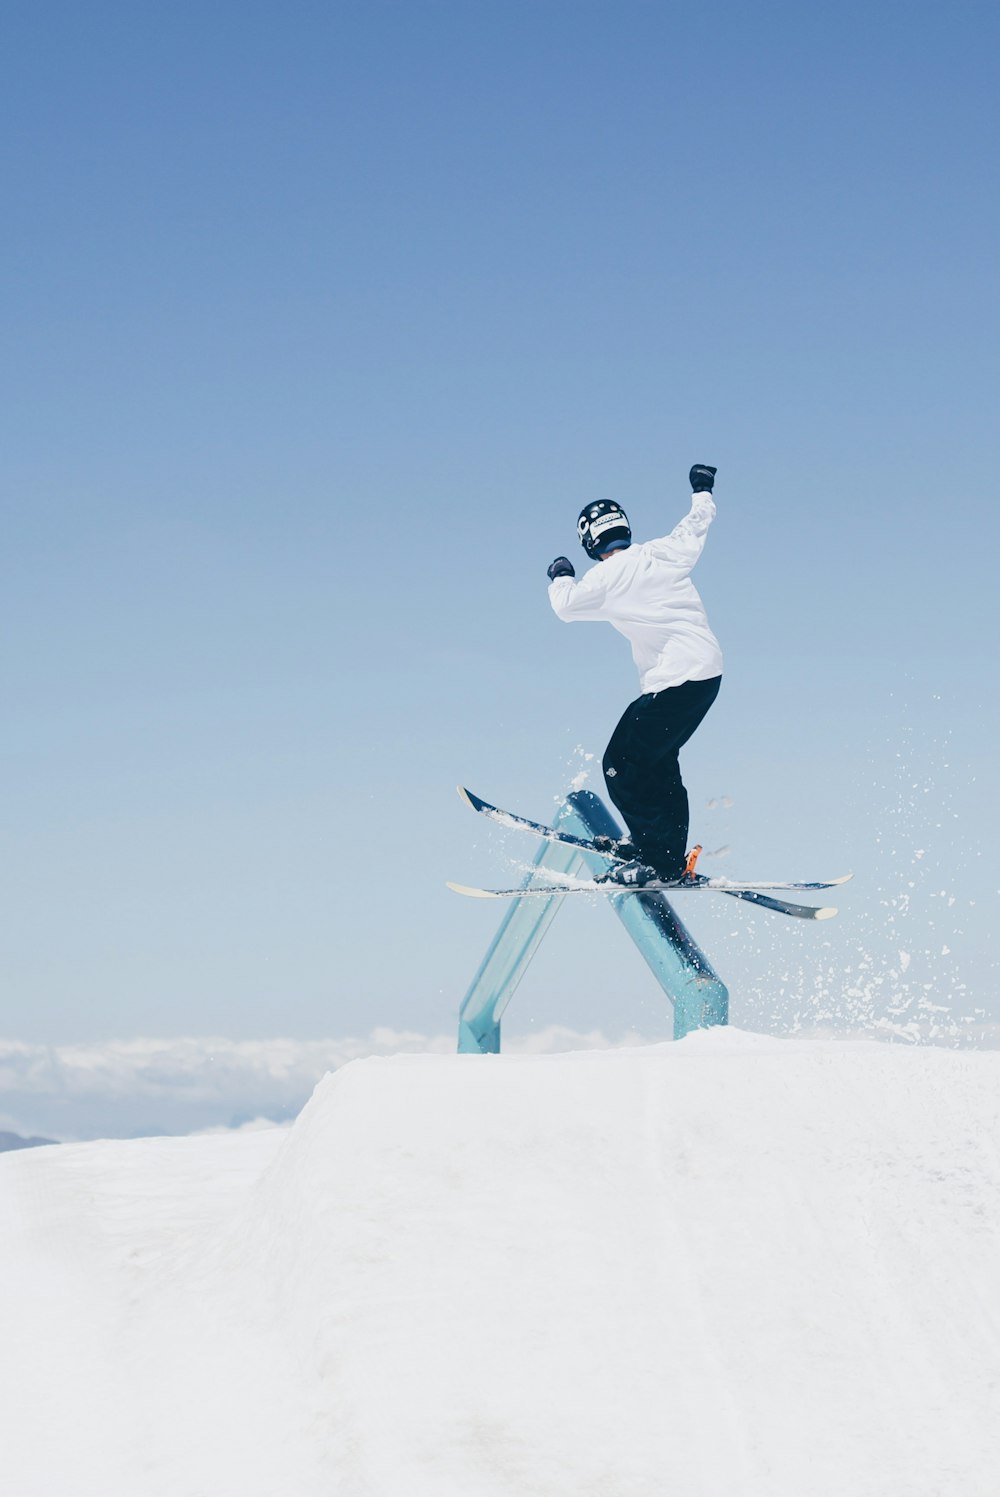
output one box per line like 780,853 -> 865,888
589,511 -> 628,540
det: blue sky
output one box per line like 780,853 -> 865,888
2,0 -> 998,1070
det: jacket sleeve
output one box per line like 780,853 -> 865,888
547,564 -> 614,621
645,493 -> 716,571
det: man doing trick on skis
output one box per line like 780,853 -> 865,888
546,464 -> 723,887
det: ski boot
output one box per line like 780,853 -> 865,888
591,834 -> 638,860
597,844 -> 703,889
595,858 -> 661,888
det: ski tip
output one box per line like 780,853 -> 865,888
815,905 -> 838,921
446,880 -> 498,899
828,873 -> 854,887
456,785 -> 485,813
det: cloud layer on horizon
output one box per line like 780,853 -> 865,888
2,1022 -> 997,1143
0,1027 -> 652,1141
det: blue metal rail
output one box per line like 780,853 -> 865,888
457,790 -> 728,1052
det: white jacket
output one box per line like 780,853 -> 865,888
547,493 -> 723,693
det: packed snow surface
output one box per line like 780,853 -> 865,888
2,1028 -> 1000,1495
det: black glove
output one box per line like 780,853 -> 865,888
689,464 -> 717,493
547,556 -> 575,581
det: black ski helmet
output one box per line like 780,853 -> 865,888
577,499 -> 631,559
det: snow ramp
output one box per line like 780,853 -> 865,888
3,1030 -> 1000,1496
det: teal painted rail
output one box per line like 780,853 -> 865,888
457,790 -> 728,1052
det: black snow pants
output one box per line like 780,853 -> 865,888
602,675 -> 721,879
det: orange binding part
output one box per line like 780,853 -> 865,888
682,844 -> 703,881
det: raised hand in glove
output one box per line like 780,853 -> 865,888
547,556 -> 575,581
689,464 -> 717,493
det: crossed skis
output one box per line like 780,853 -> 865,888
448,787 -> 851,920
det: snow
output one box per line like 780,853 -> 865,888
2,1029 -> 1000,1495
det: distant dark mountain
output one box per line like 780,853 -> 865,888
0,1131 -> 57,1153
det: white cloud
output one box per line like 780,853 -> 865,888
2,1021 -> 997,1144
0,1027 -> 652,1142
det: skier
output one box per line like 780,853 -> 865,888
546,464 -> 723,885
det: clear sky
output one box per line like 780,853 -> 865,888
3,0 -> 998,1068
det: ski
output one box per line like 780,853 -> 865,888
457,786 -> 625,861
453,786 -> 849,918
445,877 -> 839,920
456,787 -> 851,892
